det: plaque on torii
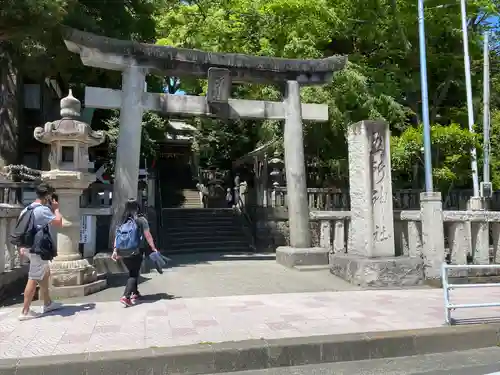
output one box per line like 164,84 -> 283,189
62,27 -> 347,252
206,68 -> 231,118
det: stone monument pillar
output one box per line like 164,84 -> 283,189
330,120 -> 423,287
347,120 -> 395,257
34,90 -> 107,298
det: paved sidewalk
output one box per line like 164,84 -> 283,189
1,252 -> 361,307
1,288 -> 500,360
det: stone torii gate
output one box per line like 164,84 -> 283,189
62,28 -> 347,256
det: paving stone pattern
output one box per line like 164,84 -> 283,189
1,288 -> 500,360
3,252 -> 360,306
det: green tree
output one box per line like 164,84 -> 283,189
155,0 -> 409,174
0,0 -> 67,42
104,110 -> 169,170
486,109 -> 500,189
391,124 -> 479,192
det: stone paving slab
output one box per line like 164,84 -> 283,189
1,288 -> 500,361
1,252 -> 362,308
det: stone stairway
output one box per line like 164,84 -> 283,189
181,189 -> 202,208
160,208 -> 253,253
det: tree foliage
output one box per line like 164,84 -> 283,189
4,0 -> 500,190
153,0 -> 500,188
104,110 -> 169,170
1,0 -> 159,89
0,0 -> 67,42
391,124 -> 479,192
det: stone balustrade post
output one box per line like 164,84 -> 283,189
468,197 -> 490,265
420,192 -> 445,279
0,218 -> 5,273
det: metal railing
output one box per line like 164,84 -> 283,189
236,195 -> 256,250
442,263 -> 500,325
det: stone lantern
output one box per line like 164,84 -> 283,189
34,90 -> 107,297
268,151 -> 284,188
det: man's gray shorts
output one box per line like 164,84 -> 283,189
28,253 -> 49,281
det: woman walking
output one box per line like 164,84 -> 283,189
112,198 -> 159,307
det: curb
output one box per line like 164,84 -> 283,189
2,324 -> 500,375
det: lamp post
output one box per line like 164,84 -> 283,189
482,31 -> 491,195
460,0 -> 480,197
418,0 -> 434,192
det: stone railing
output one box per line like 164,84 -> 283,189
310,211 -> 350,253
308,210 -> 424,258
308,208 -> 500,278
270,187 -> 349,210
0,203 -> 26,300
393,210 -> 423,258
0,181 -> 38,205
81,182 -> 113,207
442,211 -> 500,266
267,187 -> 500,211
0,204 -> 24,273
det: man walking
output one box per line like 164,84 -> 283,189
16,184 -> 63,320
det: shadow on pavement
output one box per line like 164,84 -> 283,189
139,293 -> 180,303
43,302 -> 96,317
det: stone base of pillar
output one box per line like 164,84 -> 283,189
49,258 -> 107,299
330,254 -> 424,288
276,246 -> 329,268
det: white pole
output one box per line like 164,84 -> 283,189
460,0 -> 480,196
483,31 -> 491,184
418,0 -> 434,192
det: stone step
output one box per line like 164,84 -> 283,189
164,243 -> 252,254
180,204 -> 203,208
167,237 -> 249,247
93,253 -> 128,275
163,218 -> 242,227
162,208 -> 235,214
164,227 -> 246,236
166,231 -> 246,239
182,197 -> 201,201
163,216 -> 238,222
163,211 -> 240,218
293,265 -> 331,272
93,252 -> 151,277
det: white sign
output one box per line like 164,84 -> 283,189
79,215 -> 92,244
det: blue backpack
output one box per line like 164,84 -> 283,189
115,217 -> 141,251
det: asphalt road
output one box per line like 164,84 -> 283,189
209,347 -> 500,375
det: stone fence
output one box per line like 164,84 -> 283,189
268,187 -> 500,211
254,202 -> 500,286
0,204 -> 26,300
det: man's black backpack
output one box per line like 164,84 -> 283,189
10,206 -> 37,247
